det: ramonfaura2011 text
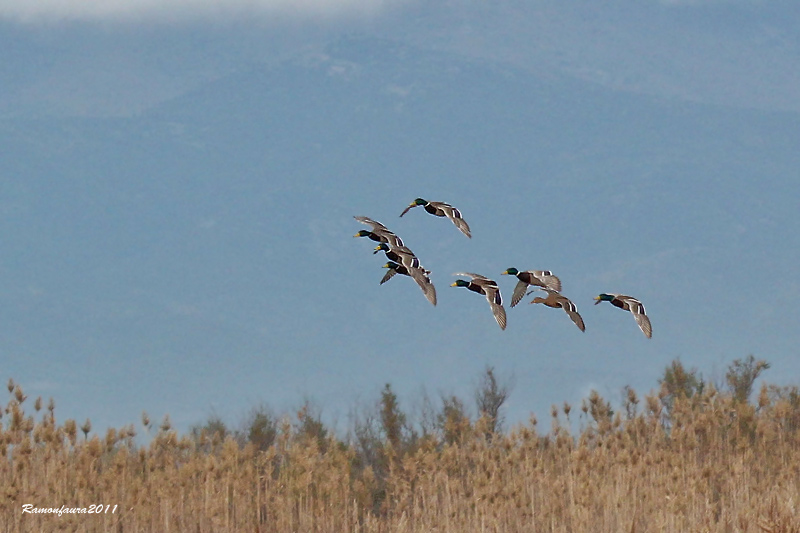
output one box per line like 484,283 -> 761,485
21,504 -> 118,516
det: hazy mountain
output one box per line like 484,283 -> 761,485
3,0 -> 800,118
392,0 -> 800,112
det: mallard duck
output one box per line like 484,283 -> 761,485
373,242 -> 422,271
399,199 -> 471,238
382,262 -> 437,306
529,288 -> 585,332
594,293 -> 652,338
501,268 -> 562,307
451,272 -> 506,330
353,216 -> 405,247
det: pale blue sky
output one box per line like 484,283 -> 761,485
1,0 -> 798,436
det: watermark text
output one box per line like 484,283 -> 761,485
22,504 -> 118,517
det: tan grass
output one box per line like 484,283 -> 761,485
1,379 -> 799,532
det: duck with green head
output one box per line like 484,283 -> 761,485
381,262 -> 437,306
502,268 -> 562,307
451,272 -> 506,330
594,293 -> 652,338
400,198 -> 471,238
373,242 -> 422,271
353,216 -> 405,247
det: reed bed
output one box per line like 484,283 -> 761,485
1,376 -> 799,532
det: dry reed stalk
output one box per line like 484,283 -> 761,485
1,381 -> 799,531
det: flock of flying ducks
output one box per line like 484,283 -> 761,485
354,198 -> 652,338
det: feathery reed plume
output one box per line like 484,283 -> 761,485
1,365 -> 799,531
80,418 -> 92,440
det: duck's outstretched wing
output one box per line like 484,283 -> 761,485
533,270 -> 561,293
399,204 -> 417,217
510,279 -> 529,308
452,272 -> 489,281
561,299 -> 585,332
380,267 -> 398,285
491,301 -> 507,330
476,283 -> 505,330
484,286 -> 506,330
449,215 -> 471,238
382,263 -> 436,306
409,267 -> 437,306
634,312 -> 652,338
430,202 -> 471,238
618,295 -> 652,339
354,215 -> 389,231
